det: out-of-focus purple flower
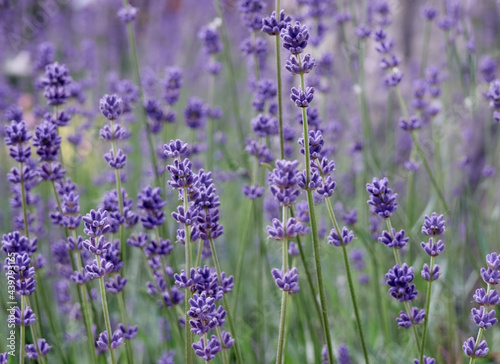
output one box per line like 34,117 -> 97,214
413,356 -> 435,364
118,323 -> 138,340
117,5 -> 138,23
243,184 -> 264,199
337,344 -> 351,364
252,113 -> 278,137
421,5 -> 437,21
479,56 -> 497,83
198,25 -> 222,54
184,98 -> 208,129
26,339 -> 51,359
399,116 -> 421,131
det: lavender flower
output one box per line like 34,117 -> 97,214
281,21 -> 309,54
366,177 -> 398,218
271,267 -> 300,294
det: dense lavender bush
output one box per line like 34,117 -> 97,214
0,1 -> 499,363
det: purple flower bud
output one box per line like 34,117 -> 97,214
271,267 -> 300,294
462,337 -> 488,358
471,306 -> 498,329
290,87 -> 314,108
378,229 -> 409,249
328,227 -> 354,247
473,288 -> 500,306
192,335 -> 221,361
117,5 -> 138,23
262,10 -> 291,35
421,263 -> 440,281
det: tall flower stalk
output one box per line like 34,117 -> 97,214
278,20 -> 335,362
118,1 -> 161,188
463,252 -> 499,364
418,213 -> 446,363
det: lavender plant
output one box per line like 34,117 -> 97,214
1,1 -> 500,363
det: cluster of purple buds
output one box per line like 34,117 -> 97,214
174,265 -> 234,361
463,252 -> 500,359
26,339 -> 51,359
385,263 -> 418,303
366,177 -> 398,218
137,186 -> 166,230
101,188 -> 138,232
184,97 -> 209,130
145,98 -> 175,134
420,212 -> 446,282
96,329 -> 124,351
239,0 -> 264,31
39,62 -> 72,105
117,5 -> 138,23
373,29 -> 403,87
198,24 -> 222,75
49,178 -> 82,230
486,79 -> 500,122
163,67 -> 183,106
81,209 -> 116,278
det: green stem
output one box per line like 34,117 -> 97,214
74,234 -> 98,364
20,295 -> 26,364
117,292 -> 134,364
111,120 -> 126,265
231,200 -> 254,313
298,55 -> 334,363
386,219 -> 421,353
182,187 -> 193,364
214,0 -> 246,164
394,86 -> 448,212
289,207 -> 322,324
419,256 -> 435,363
419,20 -> 431,78
468,285 -> 491,364
208,237 -> 243,364
324,199 -> 369,363
275,33 -> 285,159
96,255 -> 117,364
121,0 -> 161,188
276,207 -> 289,364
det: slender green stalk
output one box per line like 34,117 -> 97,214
207,71 -> 216,172
215,327 -> 230,364
394,86 -> 448,211
469,284 -> 491,364
74,232 -> 98,364
208,237 -> 243,364
214,0 -> 246,160
275,207 -> 289,364
324,198 -> 369,363
183,187 -> 193,364
231,200 -> 254,313
20,295 -> 26,364
419,20 -> 431,78
289,207 -> 322,324
121,0 -> 161,189
117,292 -> 134,364
96,255 -> 117,364
298,55 -> 334,363
110,120 -> 126,265
275,29 -> 285,159
26,296 -> 45,364
386,219 -> 422,353
419,256 -> 435,363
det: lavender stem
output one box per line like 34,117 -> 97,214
418,255 -> 434,363
298,54 -> 335,363
96,255 -> 117,364
325,198 -> 370,363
